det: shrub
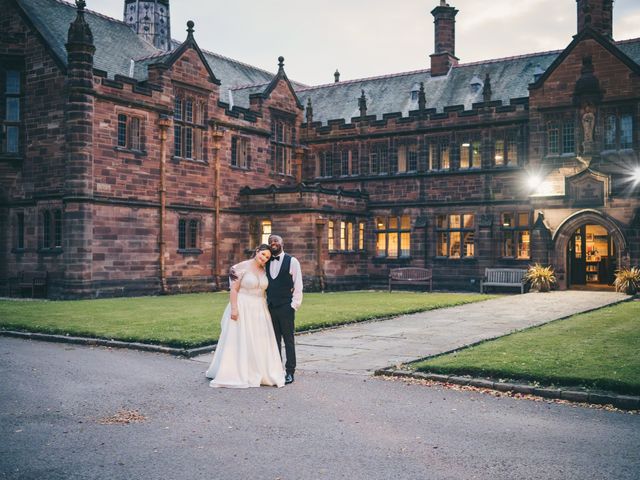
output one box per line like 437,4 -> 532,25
613,267 -> 640,295
525,263 -> 557,292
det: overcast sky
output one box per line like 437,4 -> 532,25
94,0 -> 640,86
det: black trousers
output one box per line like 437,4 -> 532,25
269,303 -> 296,375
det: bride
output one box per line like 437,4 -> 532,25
205,244 -> 285,388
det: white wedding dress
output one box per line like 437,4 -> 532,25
205,265 -> 285,388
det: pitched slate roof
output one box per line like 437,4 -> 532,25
15,0 -> 640,126
15,0 -> 288,97
296,37 -> 640,126
16,0 -> 158,77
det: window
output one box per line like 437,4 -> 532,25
117,114 -> 143,151
428,138 -> 450,170
604,112 -> 634,150
547,119 -> 575,155
397,144 -> 418,173
178,218 -> 200,251
271,117 -> 295,175
1,62 -> 23,155
260,220 -> 272,245
375,215 -> 411,258
494,134 -> 518,167
347,221 -> 354,250
547,122 -> 560,155
318,151 -> 333,177
231,136 -> 249,168
14,212 -> 24,250
40,209 -> 62,250
174,94 -> 206,160
328,221 -> 335,251
501,212 -> 531,259
436,213 -> 475,258
562,121 -> 575,154
459,140 -> 481,169
358,222 -> 365,250
368,144 -> 389,175
329,220 -> 354,252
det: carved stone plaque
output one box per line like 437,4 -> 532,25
569,174 -> 605,207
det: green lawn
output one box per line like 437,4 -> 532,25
0,291 -> 490,349
411,300 -> 640,395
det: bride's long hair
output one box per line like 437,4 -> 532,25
251,244 -> 271,259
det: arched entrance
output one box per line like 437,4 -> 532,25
552,210 -> 628,290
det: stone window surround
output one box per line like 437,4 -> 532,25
436,212 -> 475,259
602,107 -> 635,152
327,217 -> 364,254
177,216 -> 203,254
500,211 -> 531,259
38,206 -> 63,255
0,57 -> 24,158
115,109 -> 147,154
230,135 -> 250,169
375,214 -> 411,259
173,89 -> 207,162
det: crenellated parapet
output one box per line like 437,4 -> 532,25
301,97 -> 529,141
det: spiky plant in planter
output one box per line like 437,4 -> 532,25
525,264 -> 557,292
613,267 -> 640,295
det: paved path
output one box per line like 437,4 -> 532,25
2,336 -> 639,480
193,290 -> 628,375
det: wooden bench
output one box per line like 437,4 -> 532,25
389,267 -> 433,292
9,271 -> 49,298
480,268 -> 527,294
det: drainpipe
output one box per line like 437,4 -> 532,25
315,217 -> 326,292
158,115 -> 171,294
211,124 -> 224,290
295,147 -> 305,184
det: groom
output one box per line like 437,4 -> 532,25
266,234 -> 303,384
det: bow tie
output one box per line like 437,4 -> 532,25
272,256 -> 280,261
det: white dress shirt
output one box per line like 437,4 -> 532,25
269,251 -> 303,310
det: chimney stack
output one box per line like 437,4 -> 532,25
576,0 -> 613,38
429,1 -> 459,76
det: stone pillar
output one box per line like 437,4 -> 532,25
62,1 -> 95,298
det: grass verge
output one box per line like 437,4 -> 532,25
411,300 -> 640,395
0,291 -> 490,349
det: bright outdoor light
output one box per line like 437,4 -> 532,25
632,166 -> 640,184
526,174 -> 543,190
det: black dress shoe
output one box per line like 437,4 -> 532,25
285,373 -> 294,384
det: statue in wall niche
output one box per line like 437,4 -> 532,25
581,103 -> 595,143
578,103 -> 596,165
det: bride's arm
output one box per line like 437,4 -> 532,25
228,263 -> 244,321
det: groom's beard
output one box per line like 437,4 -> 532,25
271,247 -> 282,256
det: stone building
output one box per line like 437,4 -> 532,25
1,0 -> 639,298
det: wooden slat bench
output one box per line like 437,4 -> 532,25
389,267 -> 433,292
480,268 -> 527,294
9,271 -> 49,298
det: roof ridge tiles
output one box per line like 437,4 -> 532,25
616,36 -> 640,45
183,41 -> 275,77
230,82 -> 271,91
134,51 -> 172,62
298,48 -> 574,92
297,68 -> 433,92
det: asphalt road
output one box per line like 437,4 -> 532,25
1,337 -> 639,480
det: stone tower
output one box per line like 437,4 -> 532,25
123,0 -> 171,51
